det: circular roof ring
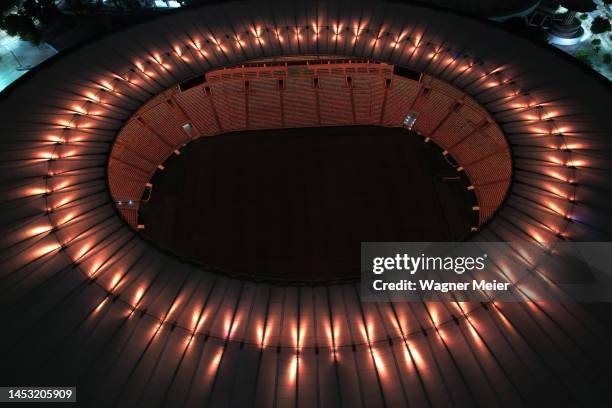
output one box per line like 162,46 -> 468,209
1,1 -> 611,406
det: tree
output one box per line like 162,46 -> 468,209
22,0 -> 59,25
591,16 -> 611,34
0,13 -> 41,44
559,0 -> 597,25
0,1 -> 19,15
575,49 -> 591,64
560,0 -> 597,13
0,0 -> 60,45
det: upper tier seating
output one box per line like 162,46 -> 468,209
109,61 -> 511,227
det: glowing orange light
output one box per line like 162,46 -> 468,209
85,92 -> 99,102
39,151 -> 55,160
191,309 -> 201,330
466,321 -> 482,345
72,105 -> 87,114
230,317 -> 240,338
372,348 -> 386,375
531,231 -> 545,243
359,323 -> 369,343
402,346 -> 415,371
251,27 -> 265,44
192,41 -> 208,57
312,22 -> 321,40
184,334 -> 194,349
89,261 -> 102,277
495,307 -> 513,330
153,53 -> 163,65
150,321 -> 164,338
548,155 -> 564,165
197,311 -> 208,332
222,315 -> 232,338
546,202 -> 563,215
26,187 -> 48,196
58,210 -> 74,225
430,308 -> 441,327
256,323 -> 264,344
352,23 -> 365,43
35,242 -> 61,257
288,354 -> 298,383
437,328 -> 446,341
234,35 -> 245,48
110,273 -> 122,290
52,181 -> 70,191
259,319 -> 273,347
391,32 -> 405,48
564,143 -> 583,150
332,24 -> 343,40
28,225 -> 52,236
408,343 -> 423,368
76,243 -> 91,259
274,29 -> 284,43
208,347 -> 223,375
546,170 -> 569,182
100,80 -> 114,91
93,298 -> 108,315
165,299 -> 181,321
133,287 -> 145,304
566,159 -> 584,167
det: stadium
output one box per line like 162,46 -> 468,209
1,0 -> 611,406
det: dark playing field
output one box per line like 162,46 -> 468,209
139,126 -> 478,282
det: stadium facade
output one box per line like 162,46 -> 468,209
0,1 -> 611,406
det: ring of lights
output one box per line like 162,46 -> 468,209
1,0 -> 611,361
